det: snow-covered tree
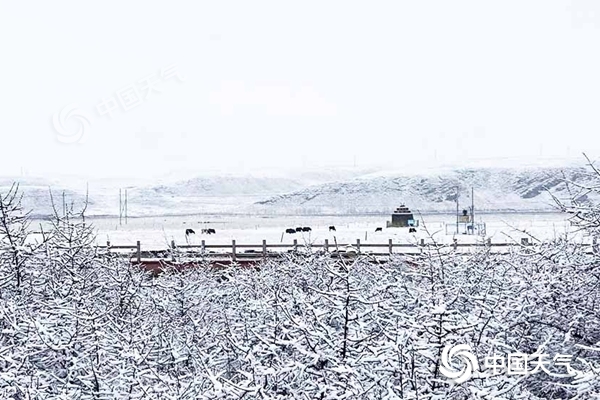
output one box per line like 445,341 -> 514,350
0,183 -> 33,291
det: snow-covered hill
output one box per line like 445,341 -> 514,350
113,168 -> 378,216
0,177 -> 93,218
0,168 -> 376,217
253,166 -> 599,214
2,164 -> 599,217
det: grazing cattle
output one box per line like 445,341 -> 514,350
375,227 -> 383,232
329,225 -> 336,231
285,228 -> 296,234
201,228 -> 216,234
295,227 -> 303,232
302,227 -> 311,232
185,228 -> 195,235
409,227 -> 417,233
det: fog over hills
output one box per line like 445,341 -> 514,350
1,162 -> 598,217
0,167 -> 377,217
255,166 -> 598,214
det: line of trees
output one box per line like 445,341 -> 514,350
0,160 -> 599,398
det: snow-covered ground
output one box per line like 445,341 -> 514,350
30,212 -> 586,251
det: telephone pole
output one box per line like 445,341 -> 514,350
471,186 -> 475,233
119,188 -> 128,226
455,186 -> 459,235
119,189 -> 123,226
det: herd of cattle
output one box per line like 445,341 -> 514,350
185,228 -> 215,236
186,225 -> 416,236
284,225 -> 386,234
285,227 -> 312,234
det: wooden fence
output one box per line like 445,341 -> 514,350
95,237 -> 591,263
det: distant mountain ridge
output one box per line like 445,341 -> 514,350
0,168 -> 374,217
1,165 -> 598,217
0,178 -> 91,218
253,166 -> 599,214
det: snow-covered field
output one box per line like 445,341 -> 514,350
31,212 -> 585,250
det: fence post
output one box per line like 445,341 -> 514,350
107,240 -> 111,254
201,239 -> 205,254
136,241 -> 141,263
171,240 -> 176,262
420,238 -> 425,246
232,240 -> 236,261
487,238 -> 491,246
356,238 -> 361,254
293,239 -> 297,252
388,238 -> 393,255
324,239 -> 329,252
262,239 -> 267,257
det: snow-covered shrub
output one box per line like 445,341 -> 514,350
0,175 -> 600,398
0,183 -> 37,293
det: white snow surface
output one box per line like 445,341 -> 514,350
28,212 -> 585,250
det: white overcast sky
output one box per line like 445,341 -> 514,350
1,1 -> 599,180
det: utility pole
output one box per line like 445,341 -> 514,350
456,186 -> 459,235
119,188 -> 128,225
83,182 -> 89,228
119,189 -> 122,226
471,186 -> 475,235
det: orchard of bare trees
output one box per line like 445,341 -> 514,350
1,162 -> 600,399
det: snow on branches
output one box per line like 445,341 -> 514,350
0,172 -> 599,398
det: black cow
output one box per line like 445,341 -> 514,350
201,228 -> 216,234
302,227 -> 311,232
285,228 -> 296,234
185,228 -> 195,235
329,225 -> 336,231
295,227 -> 303,232
409,227 -> 417,233
375,227 -> 383,232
